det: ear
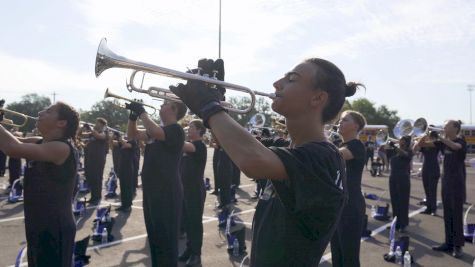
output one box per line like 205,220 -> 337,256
310,90 -> 328,108
57,119 -> 67,129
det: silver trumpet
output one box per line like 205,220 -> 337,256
95,38 -> 276,114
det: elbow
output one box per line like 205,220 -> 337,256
238,160 -> 263,179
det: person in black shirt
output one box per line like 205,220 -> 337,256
413,131 -> 440,215
0,102 -> 79,267
127,100 -> 187,267
82,117 -> 109,205
0,149 -> 6,177
331,110 -> 367,267
110,131 -> 121,175
364,135 -> 375,170
178,120 -> 207,266
389,135 -> 413,232
171,57 -> 361,266
428,120 -> 467,258
115,136 -> 137,212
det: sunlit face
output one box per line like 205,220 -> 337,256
443,121 -> 457,138
187,123 -> 200,139
271,62 -> 323,117
159,102 -> 174,120
36,104 -> 63,134
338,113 -> 358,136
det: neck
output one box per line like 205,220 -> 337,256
190,136 -> 202,142
286,114 -> 325,147
162,117 -> 177,126
342,132 -> 357,143
42,130 -> 64,143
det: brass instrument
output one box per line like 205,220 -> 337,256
104,88 -> 157,115
324,124 -> 342,143
0,108 -> 38,128
271,116 -> 287,134
95,38 -> 276,114
375,119 -> 415,146
412,117 -> 444,140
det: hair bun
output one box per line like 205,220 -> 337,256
345,82 -> 365,97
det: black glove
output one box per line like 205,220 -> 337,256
389,141 -> 396,148
125,102 -> 146,117
129,110 -> 139,121
170,81 -> 224,128
195,58 -> 226,100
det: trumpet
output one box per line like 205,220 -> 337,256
104,88 -> 157,115
95,38 -> 276,114
375,130 -> 400,146
0,108 -> 38,128
412,117 -> 444,140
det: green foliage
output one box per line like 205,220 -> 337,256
80,100 -> 130,132
350,98 -> 400,133
5,94 -> 51,132
228,96 -> 275,126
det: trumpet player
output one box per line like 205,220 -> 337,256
170,57 -> 361,266
425,120 -> 466,258
331,110 -> 367,267
126,99 -> 187,267
0,102 -> 80,267
413,130 -> 441,215
82,118 -> 109,205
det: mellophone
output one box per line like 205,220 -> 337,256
95,38 -> 275,114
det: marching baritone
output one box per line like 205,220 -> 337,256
331,110 -> 367,267
126,100 -> 187,267
170,57 -> 361,266
0,102 -> 79,267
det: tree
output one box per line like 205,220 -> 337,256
80,100 -> 130,132
350,98 -> 400,135
228,96 -> 275,127
5,94 -> 51,133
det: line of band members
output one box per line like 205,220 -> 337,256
0,117 -> 467,267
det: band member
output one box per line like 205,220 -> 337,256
82,118 -> 109,205
364,135 -> 375,170
0,149 -> 6,177
171,58 -> 358,266
132,139 -> 141,193
126,100 -> 187,267
413,131 -> 441,215
211,136 -> 219,195
331,110 -> 367,267
110,131 -> 121,175
388,135 -> 413,232
0,102 -> 79,267
178,120 -> 207,266
8,127 -> 23,189
115,136 -> 137,212
215,137 -> 234,210
428,120 -> 466,258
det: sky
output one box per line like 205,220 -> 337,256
1,0 -> 474,125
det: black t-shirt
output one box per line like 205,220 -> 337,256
141,124 -> 185,190
341,139 -> 366,210
390,149 -> 413,177
420,146 -> 440,176
250,141 -> 346,267
119,140 -> 136,169
181,140 -> 207,191
85,129 -> 109,156
365,140 -> 375,155
435,138 -> 466,180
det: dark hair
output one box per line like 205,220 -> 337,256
190,119 -> 206,136
341,110 -> 367,132
172,102 -> 188,121
55,102 -> 80,145
96,117 -> 107,126
304,58 -> 365,123
261,128 -> 271,138
401,135 -> 412,149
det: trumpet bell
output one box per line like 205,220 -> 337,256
249,113 -> 266,128
412,118 -> 428,137
393,119 -> 414,139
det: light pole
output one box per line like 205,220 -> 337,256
469,85 -> 474,124
218,0 -> 222,58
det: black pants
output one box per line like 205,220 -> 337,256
422,172 -> 439,212
143,179 -> 182,267
8,157 -> 22,185
212,148 -> 219,191
442,177 -> 465,246
132,154 -> 140,191
183,185 -> 206,255
84,153 -> 106,201
0,150 -> 6,176
389,175 -> 410,229
231,161 -> 240,186
331,200 -> 365,267
119,162 -> 134,208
